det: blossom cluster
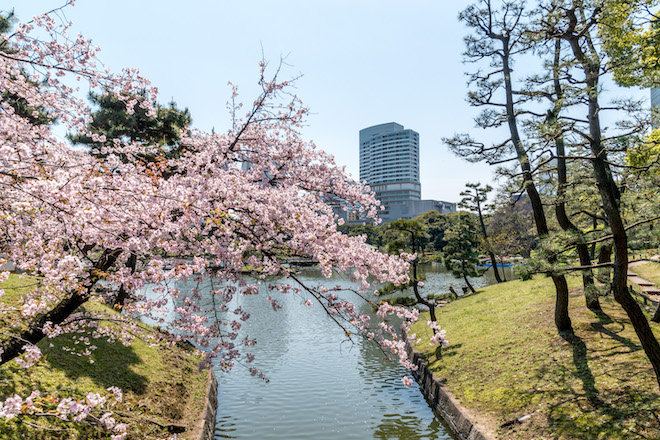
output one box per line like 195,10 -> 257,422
0,387 -> 126,439
427,321 -> 450,347
0,2 -> 424,435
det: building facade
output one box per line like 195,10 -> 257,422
652,88 -> 660,108
359,122 -> 421,214
359,122 -> 455,222
652,88 -> 660,128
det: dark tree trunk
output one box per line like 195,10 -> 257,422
590,218 -> 597,260
597,242 -> 613,288
476,200 -> 502,283
500,259 -> 507,281
409,229 -> 439,327
549,38 -> 599,311
487,251 -> 502,283
500,40 -> 572,333
0,248 -> 122,365
554,145 -> 599,311
562,7 -> 660,388
428,303 -> 438,323
652,303 -> 660,324
114,253 -> 137,309
0,291 -> 87,365
461,260 -> 476,293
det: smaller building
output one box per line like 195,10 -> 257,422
652,88 -> 660,108
385,199 -> 456,221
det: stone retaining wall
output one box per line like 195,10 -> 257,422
194,369 -> 218,440
403,332 -> 493,440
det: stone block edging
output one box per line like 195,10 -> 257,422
403,331 -> 493,440
193,369 -> 218,440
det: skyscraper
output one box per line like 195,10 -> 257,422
358,122 -> 456,222
359,123 -> 421,221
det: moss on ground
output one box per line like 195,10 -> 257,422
0,274 -> 209,440
411,265 -> 660,440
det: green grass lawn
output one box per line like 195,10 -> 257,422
0,274 -> 210,439
411,270 -> 660,440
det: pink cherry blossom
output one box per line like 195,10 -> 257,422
0,3 -> 423,436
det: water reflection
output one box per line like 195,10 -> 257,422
415,261 -> 514,295
143,263 -> 512,439
204,264 -> 479,440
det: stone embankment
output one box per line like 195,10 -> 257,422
403,331 -> 493,440
192,369 -> 218,440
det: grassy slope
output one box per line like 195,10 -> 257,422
411,265 -> 660,440
0,274 -> 209,440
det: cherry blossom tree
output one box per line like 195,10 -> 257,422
0,3 -> 421,436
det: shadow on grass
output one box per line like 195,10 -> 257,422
590,309 -> 642,352
423,343 -> 462,360
557,309 -> 642,410
43,334 -> 148,395
560,331 -> 605,408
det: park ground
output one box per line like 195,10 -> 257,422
0,274 -> 209,440
411,260 -> 660,440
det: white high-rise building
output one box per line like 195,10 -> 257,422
360,123 -> 421,221
359,122 -> 455,222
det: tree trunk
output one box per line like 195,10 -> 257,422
0,291 -> 87,365
652,303 -> 660,324
563,9 -> 660,388
550,38 -> 599,311
487,251 -> 502,283
477,201 -> 502,283
597,242 -> 613,288
0,248 -> 121,365
410,229 -> 439,329
114,252 -> 137,309
500,36 -> 573,333
554,153 -> 599,310
554,147 -> 599,309
462,261 -> 476,293
590,218 -> 597,260
428,303 -> 438,324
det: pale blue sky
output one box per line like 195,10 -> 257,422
7,1 -> 649,203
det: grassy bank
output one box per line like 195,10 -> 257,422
411,263 -> 660,440
0,274 -> 210,439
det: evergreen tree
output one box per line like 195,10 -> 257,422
446,0 -> 574,332
382,219 -> 441,323
69,92 -> 191,163
459,182 -> 503,282
443,213 -> 484,294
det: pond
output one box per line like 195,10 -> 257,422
166,263 -> 513,439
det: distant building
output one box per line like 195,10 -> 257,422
652,88 -> 660,128
652,88 -> 660,108
386,199 -> 456,220
359,122 -> 455,222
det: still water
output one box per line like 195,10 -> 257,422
203,263 -> 511,440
